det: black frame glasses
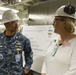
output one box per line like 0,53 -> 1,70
52,18 -> 65,25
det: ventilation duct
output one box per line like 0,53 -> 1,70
1,0 -> 8,4
27,0 -> 54,5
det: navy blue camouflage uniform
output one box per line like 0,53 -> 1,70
0,31 -> 33,75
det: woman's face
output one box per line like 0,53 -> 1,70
53,16 -> 65,34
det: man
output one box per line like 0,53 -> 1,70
0,10 -> 33,75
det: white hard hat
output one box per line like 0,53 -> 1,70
2,10 -> 20,24
55,4 -> 76,19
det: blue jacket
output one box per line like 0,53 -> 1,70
0,32 -> 33,75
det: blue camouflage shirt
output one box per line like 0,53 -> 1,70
0,32 -> 33,75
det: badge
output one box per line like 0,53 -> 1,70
51,44 -> 58,56
16,47 -> 21,51
16,42 -> 22,51
15,54 -> 21,62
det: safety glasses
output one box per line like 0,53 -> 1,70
9,20 -> 18,24
53,18 -> 65,24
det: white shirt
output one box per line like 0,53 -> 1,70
41,37 -> 76,75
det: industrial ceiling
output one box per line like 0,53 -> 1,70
0,0 -> 52,20
0,0 -> 52,12
0,0 -> 74,25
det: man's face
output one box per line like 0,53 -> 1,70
5,20 -> 19,32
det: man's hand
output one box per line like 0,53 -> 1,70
41,73 -> 46,75
23,70 -> 29,74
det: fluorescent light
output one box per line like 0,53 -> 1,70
16,0 -> 22,2
0,7 -> 19,13
18,0 -> 22,2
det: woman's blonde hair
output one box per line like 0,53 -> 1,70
61,17 -> 75,33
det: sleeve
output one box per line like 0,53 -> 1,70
63,43 -> 76,75
23,38 -> 33,71
41,59 -> 46,73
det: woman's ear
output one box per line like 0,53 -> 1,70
63,20 -> 66,28
63,20 -> 66,25
63,21 -> 67,30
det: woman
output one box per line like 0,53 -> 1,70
41,4 -> 76,75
